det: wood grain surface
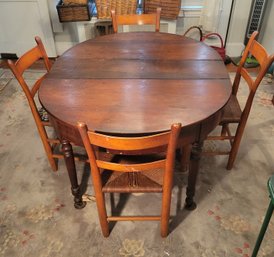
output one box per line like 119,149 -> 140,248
39,32 -> 231,134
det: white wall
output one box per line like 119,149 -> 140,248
261,0 -> 274,54
0,0 -> 56,57
3,0 -> 268,56
225,0 -> 253,57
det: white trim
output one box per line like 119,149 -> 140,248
37,0 -> 57,57
181,6 -> 203,10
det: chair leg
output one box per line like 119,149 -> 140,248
251,201 -> 273,257
227,150 -> 237,170
180,145 -> 192,172
95,192 -> 110,237
221,124 -> 228,136
46,152 -> 58,171
36,121 -> 58,171
161,192 -> 172,237
161,173 -> 174,237
41,137 -> 58,171
226,122 -> 246,170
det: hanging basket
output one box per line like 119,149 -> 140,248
63,0 -> 87,4
202,33 -> 226,61
144,0 -> 181,20
56,0 -> 92,22
95,0 -> 137,19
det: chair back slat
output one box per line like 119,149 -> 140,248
237,31 -> 258,70
78,121 -> 181,182
31,76 -> 45,97
8,36 -> 52,100
15,46 -> 42,76
87,130 -> 171,151
116,13 -> 157,26
12,36 -> 51,77
96,159 -> 166,172
111,7 -> 161,33
249,40 -> 268,67
34,36 -> 52,72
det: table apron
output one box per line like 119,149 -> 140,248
49,109 -> 223,147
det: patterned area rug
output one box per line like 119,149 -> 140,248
0,68 -> 273,257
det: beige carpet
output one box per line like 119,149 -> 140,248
0,68 -> 274,257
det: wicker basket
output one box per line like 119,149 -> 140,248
144,0 -> 181,20
95,0 -> 137,19
63,0 -> 87,4
57,0 -> 92,22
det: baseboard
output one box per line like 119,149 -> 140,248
0,53 -> 18,59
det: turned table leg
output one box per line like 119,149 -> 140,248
61,140 -> 86,209
185,141 -> 203,210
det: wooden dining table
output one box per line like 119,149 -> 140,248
39,32 -> 231,209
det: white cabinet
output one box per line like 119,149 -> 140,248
0,0 -> 56,57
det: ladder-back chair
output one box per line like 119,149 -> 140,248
78,122 -> 181,237
111,7 -> 161,33
7,37 -> 62,171
205,31 -> 274,169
